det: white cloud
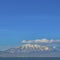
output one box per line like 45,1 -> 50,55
22,39 -> 60,44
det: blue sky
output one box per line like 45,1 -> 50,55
0,0 -> 60,50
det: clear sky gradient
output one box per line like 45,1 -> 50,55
0,0 -> 60,50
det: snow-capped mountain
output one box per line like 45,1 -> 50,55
0,39 -> 60,57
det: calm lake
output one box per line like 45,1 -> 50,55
0,57 -> 60,60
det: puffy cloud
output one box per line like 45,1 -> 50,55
22,40 -> 33,43
22,39 -> 60,44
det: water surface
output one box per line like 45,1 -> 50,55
0,57 -> 60,60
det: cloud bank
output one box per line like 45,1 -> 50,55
22,39 -> 60,44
